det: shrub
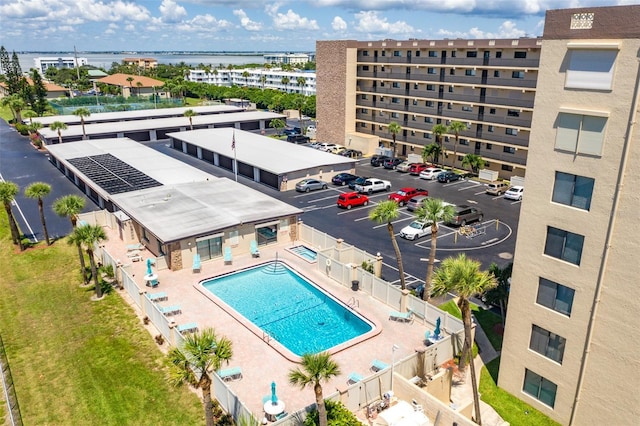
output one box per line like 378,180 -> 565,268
303,400 -> 360,426
15,123 -> 29,135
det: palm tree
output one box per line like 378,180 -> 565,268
431,254 -> 497,425
184,109 -> 196,130
126,76 -> 134,96
289,352 -> 341,426
293,95 -> 306,130
24,182 -> 52,246
136,81 -> 143,96
388,122 -> 401,159
68,224 -> 108,298
50,121 -> 68,144
369,201 -> 407,290
281,76 -> 290,93
448,121 -> 467,168
422,143 -> 440,165
486,262 -> 513,327
260,75 -> 267,90
415,199 -> 456,301
53,195 -> 87,282
461,153 -> 484,175
241,70 -> 250,87
1,94 -> 26,123
0,181 -> 23,249
431,124 -> 448,167
167,328 -> 233,426
72,108 -> 91,140
22,109 -> 38,124
296,76 -> 306,93
269,118 -> 286,135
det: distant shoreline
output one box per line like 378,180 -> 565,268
15,51 -> 312,55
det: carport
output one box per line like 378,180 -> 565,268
168,128 -> 357,191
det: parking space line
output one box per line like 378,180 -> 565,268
373,215 -> 414,229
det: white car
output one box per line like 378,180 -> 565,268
419,167 -> 444,180
399,220 -> 434,240
317,143 -> 337,152
504,186 -> 524,201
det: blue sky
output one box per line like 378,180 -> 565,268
0,0 -> 633,52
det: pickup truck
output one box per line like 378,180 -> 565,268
354,178 -> 391,194
388,187 -> 428,206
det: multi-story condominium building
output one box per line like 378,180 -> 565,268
186,68 -> 316,96
499,5 -> 640,425
34,56 -> 88,74
316,38 -> 541,178
263,53 -> 314,65
122,57 -> 158,70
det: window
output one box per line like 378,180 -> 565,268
412,115 -> 417,121
412,99 -> 418,105
555,113 -> 607,156
429,50 -> 437,57
465,69 -> 476,76
501,164 -> 513,171
537,277 -> 575,316
449,86 -> 454,93
515,51 -> 527,59
523,370 -> 557,408
512,71 -> 525,79
530,325 -> 566,364
488,125 -> 495,132
495,51 -> 502,58
379,124 -> 383,130
451,51 -> 456,58
360,108 -> 368,113
379,96 -> 384,101
428,67 -> 436,74
508,109 -> 520,117
552,172 -> 595,210
494,70 -> 500,77
423,133 -> 432,139
362,50 -> 369,57
142,228 -> 149,242
415,50 -> 421,57
413,83 -> 419,89
489,108 -> 496,114
447,103 -> 453,109
381,66 -> 385,72
462,105 -> 473,112
503,146 -> 516,154
360,122 -> 367,128
393,50 -> 401,57
425,117 -> 433,123
392,82 -> 400,88
466,51 -> 477,58
450,68 -> 456,75
380,81 -> 385,87
391,112 -> 399,118
459,139 -> 469,146
426,101 -> 434,107
362,65 -> 370,71
486,143 -> 492,149
411,130 -> 416,136
427,84 -> 435,91
566,49 -> 617,90
545,226 -> 584,265
392,97 -> 399,103
381,51 -> 386,57
506,128 -> 518,136
197,235 -> 223,260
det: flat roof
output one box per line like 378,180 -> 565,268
111,179 -> 302,242
169,128 -> 355,175
34,105 -> 243,126
39,110 -> 284,139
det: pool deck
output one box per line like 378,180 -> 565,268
109,235 -> 441,420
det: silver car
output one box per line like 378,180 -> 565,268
295,179 -> 328,193
406,195 -> 429,212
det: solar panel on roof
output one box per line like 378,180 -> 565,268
68,153 -> 162,194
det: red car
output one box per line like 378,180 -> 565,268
388,187 -> 429,206
409,163 -> 429,175
337,192 -> 370,209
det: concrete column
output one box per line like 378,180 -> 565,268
196,146 -> 202,159
213,152 -> 219,166
400,289 -> 410,312
150,129 -> 157,140
169,320 -> 177,346
253,167 -> 260,183
350,263 -> 359,282
374,252 -> 383,278
182,141 -> 187,154
139,290 -> 147,316
336,238 -> 343,262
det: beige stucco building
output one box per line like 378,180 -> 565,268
499,5 -> 640,425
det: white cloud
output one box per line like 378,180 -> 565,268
354,11 -> 416,35
174,14 -> 233,33
233,9 -> 263,31
332,16 -> 347,31
439,20 -> 527,39
159,0 -> 187,23
265,5 -> 319,30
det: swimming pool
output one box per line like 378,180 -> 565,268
287,245 -> 317,262
200,261 -> 374,357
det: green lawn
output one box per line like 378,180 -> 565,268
438,299 -> 503,351
0,214 -> 203,425
480,358 -> 561,426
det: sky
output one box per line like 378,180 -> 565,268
0,0 -> 635,52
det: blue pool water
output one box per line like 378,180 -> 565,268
201,262 -> 373,356
289,245 -> 318,262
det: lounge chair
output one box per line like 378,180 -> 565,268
250,240 -> 260,258
147,292 -> 168,302
177,322 -> 198,334
275,412 -> 288,420
389,310 -> 414,323
224,247 -> 232,264
217,367 -> 243,382
159,305 -> 181,316
127,250 -> 142,262
126,243 -> 144,251
347,372 -> 363,385
370,359 -> 389,372
192,253 -> 201,273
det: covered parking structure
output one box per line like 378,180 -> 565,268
46,138 -> 302,270
168,128 -> 357,191
38,110 -> 286,144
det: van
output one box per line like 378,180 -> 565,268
486,181 -> 509,195
445,205 -> 484,226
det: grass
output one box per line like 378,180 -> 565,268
438,299 -> 503,351
0,214 -> 203,425
480,358 -> 561,426
0,105 -> 15,123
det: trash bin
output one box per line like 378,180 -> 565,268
351,280 -> 359,291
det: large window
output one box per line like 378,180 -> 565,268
196,234 -> 223,260
566,48 -> 617,90
428,50 -> 437,57
552,172 -> 594,210
523,370 -> 557,408
544,227 -> 584,265
536,277 -> 575,316
512,71 -> 525,79
555,113 -> 607,156
530,325 -> 566,364
428,68 -> 436,74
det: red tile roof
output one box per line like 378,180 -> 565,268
97,73 -> 164,88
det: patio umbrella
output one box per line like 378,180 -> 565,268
434,317 -> 441,339
271,381 -> 278,404
146,258 -> 153,276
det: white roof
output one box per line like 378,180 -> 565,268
169,128 -> 355,175
38,110 -> 284,139
33,105 -> 242,126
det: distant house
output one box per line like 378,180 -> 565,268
122,57 -> 158,70
96,73 -> 165,98
0,79 -> 67,99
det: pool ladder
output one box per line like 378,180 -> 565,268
262,331 -> 271,343
347,297 -> 359,309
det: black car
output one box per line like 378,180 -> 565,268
437,171 -> 461,183
331,173 -> 360,186
287,134 -> 310,143
348,176 -> 370,190
383,158 -> 404,170
283,127 -> 302,136
340,149 -> 363,159
370,155 -> 390,167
